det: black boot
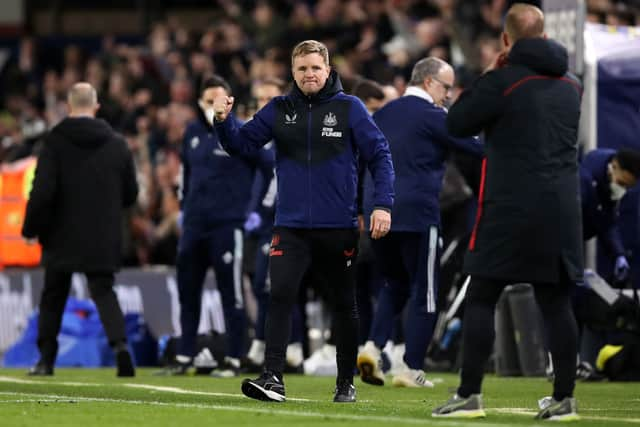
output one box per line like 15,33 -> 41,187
27,361 -> 54,376
115,343 -> 135,377
333,378 -> 356,403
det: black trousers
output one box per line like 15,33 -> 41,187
458,275 -> 578,401
265,227 -> 359,381
37,268 -> 127,365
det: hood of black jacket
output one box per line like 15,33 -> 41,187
52,117 -> 115,148
291,69 -> 344,103
508,38 -> 568,77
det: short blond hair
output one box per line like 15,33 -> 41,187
291,40 -> 330,66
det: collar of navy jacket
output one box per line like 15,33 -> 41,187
403,85 -> 435,105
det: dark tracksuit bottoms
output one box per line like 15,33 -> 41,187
265,227 -> 359,381
250,230 -> 304,344
37,269 -> 127,365
369,228 -> 439,369
458,275 -> 578,401
177,224 -> 245,359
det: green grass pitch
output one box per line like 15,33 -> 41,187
0,369 -> 638,426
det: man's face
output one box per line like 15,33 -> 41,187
610,158 -> 637,188
254,84 -> 282,110
200,86 -> 228,110
365,97 -> 385,113
292,53 -> 330,96
426,67 -> 454,107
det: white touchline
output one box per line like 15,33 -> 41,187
0,391 -> 512,427
0,376 -> 312,402
1,378 -> 639,425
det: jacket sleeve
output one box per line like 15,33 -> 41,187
22,137 -> 57,239
215,103 -> 274,156
121,138 -> 139,208
179,127 -> 191,209
246,145 -> 275,216
350,99 -> 394,211
431,109 -> 484,158
600,224 -> 626,257
447,70 -> 505,137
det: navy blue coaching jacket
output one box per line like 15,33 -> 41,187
364,87 -> 483,231
580,148 -> 625,257
215,70 -> 394,229
181,110 -> 274,231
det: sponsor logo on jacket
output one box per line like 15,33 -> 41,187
285,113 -> 297,125
321,112 -> 342,137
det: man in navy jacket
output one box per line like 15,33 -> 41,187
358,57 -> 483,388
163,75 -> 274,376
581,149 -> 640,284
214,40 -> 394,403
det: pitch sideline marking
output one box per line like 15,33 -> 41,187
2,377 -> 640,424
0,391 -> 509,427
0,376 -> 311,402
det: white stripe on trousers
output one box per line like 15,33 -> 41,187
426,226 -> 438,313
233,229 -> 244,309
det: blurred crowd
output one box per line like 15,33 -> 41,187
1,0 -> 639,266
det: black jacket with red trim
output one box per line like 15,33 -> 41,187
447,37 -> 583,284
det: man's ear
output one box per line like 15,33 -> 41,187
502,32 -> 510,49
543,32 -> 548,39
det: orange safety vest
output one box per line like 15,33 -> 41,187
0,156 -> 41,268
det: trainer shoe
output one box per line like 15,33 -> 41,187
303,344 -> 337,376
535,396 -> 580,421
211,356 -> 240,378
392,368 -> 434,388
153,360 -> 191,376
432,394 -> 486,418
116,349 -> 135,377
357,341 -> 385,386
193,348 -> 218,375
241,371 -> 286,402
27,361 -> 53,376
333,378 -> 356,403
154,353 -> 192,375
246,339 -> 265,367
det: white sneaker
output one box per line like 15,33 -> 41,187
194,348 -> 218,374
357,341 -> 385,386
392,368 -> 435,388
286,342 -> 304,367
210,356 -> 240,378
389,343 -> 406,376
246,339 -> 265,366
303,344 -> 337,376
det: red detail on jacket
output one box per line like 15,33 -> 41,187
503,75 -> 582,97
469,158 -> 487,251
